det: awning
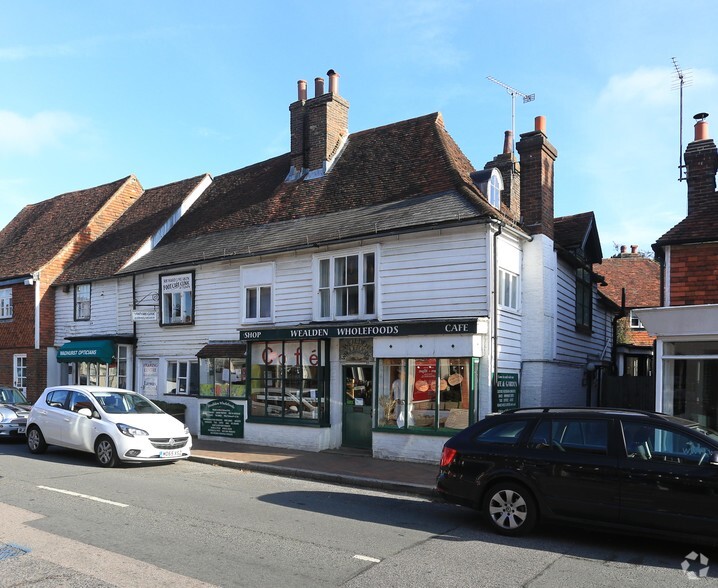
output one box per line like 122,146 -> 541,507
196,342 -> 247,358
57,340 -> 115,363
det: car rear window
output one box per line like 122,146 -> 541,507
474,419 -> 530,445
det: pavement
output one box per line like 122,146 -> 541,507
189,438 -> 439,498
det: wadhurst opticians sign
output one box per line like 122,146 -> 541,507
239,319 -> 481,341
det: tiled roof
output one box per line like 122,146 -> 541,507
597,256 -> 661,308
654,194 -> 718,248
57,174 -> 210,284
120,113 -> 504,274
554,211 -> 603,264
0,176 -> 136,279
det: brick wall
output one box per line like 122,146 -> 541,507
516,130 -> 557,239
670,243 -> 718,305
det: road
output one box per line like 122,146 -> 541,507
0,439 -> 714,587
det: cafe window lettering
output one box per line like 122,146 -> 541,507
376,358 -> 474,432
248,340 -> 328,423
200,357 -> 247,397
167,360 -> 199,395
161,272 -> 194,325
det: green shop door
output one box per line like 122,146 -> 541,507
342,365 -> 373,449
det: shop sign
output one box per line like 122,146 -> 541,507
200,399 -> 244,438
494,372 -> 520,412
239,318 -> 480,341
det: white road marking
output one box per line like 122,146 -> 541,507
37,485 -> 129,508
354,554 -> 381,563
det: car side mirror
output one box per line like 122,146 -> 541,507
77,407 -> 93,418
710,451 -> 718,466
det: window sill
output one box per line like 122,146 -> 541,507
575,325 -> 593,336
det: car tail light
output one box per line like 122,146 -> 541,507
440,446 -> 458,467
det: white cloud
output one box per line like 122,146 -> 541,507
0,111 -> 86,154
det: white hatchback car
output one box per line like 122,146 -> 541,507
27,386 -> 192,467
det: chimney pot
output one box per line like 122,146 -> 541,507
631,245 -> 638,254
314,77 -> 325,97
327,69 -> 339,95
297,80 -> 307,102
535,115 -> 546,133
695,119 -> 710,141
503,130 -> 513,154
620,245 -> 627,253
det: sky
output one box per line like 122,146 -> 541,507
0,0 -> 716,256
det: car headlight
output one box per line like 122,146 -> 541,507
0,411 -> 10,423
116,423 -> 149,437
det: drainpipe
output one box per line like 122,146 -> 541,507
492,221 -> 503,411
132,274 -> 137,391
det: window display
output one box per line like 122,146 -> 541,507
199,357 -> 247,397
248,340 -> 328,423
376,357 -> 473,431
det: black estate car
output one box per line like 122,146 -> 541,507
436,408 -> 718,543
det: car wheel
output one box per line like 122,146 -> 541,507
484,482 -> 537,536
27,426 -> 48,454
94,436 -> 118,468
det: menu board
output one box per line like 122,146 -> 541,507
200,399 -> 244,438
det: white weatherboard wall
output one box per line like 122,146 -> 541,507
496,233 -> 523,372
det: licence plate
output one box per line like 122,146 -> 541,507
159,449 -> 182,458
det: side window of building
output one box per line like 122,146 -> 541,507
629,310 -> 644,330
317,250 -> 376,319
160,272 -> 194,325
242,263 -> 273,323
74,284 -> 91,321
575,268 -> 592,331
498,268 -> 520,311
530,418 -> 608,455
0,288 -> 12,319
167,360 -> 199,395
622,422 -> 714,465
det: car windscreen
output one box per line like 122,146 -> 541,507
0,387 -> 27,404
92,392 -> 163,415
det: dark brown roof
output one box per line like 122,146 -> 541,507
57,174 -> 210,284
554,211 -> 603,264
120,113 -> 504,273
0,176 -> 136,279
597,256 -> 661,308
654,194 -> 718,250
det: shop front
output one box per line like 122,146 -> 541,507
56,336 -> 135,389
238,318 -> 489,461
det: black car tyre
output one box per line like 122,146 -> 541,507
484,482 -> 537,536
94,436 -> 118,468
27,426 -> 47,454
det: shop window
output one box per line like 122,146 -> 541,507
74,284 -> 91,321
200,357 -> 247,397
575,268 -> 592,331
317,251 -> 376,319
242,263 -> 273,322
160,272 -> 194,325
498,268 -> 519,311
0,288 -> 12,319
376,357 -> 472,432
167,360 -> 199,395
248,340 -> 328,423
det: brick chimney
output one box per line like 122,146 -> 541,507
288,69 -> 349,181
685,113 -> 718,214
516,116 -> 558,238
483,130 -> 520,220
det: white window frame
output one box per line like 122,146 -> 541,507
166,359 -> 199,395
488,169 -> 503,208
160,272 -> 194,325
315,248 -> 377,320
241,263 -> 274,323
74,283 -> 91,321
0,288 -> 12,319
498,268 -> 520,311
629,309 -> 644,330
13,354 -> 26,393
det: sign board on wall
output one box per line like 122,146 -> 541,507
200,400 -> 244,438
493,372 -> 520,412
132,310 -> 158,321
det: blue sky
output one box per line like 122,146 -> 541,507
1,1 -> 716,256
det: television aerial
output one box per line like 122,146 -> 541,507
672,57 -> 693,182
487,76 -> 535,153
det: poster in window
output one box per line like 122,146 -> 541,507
413,359 -> 436,401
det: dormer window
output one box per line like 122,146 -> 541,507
470,168 -> 504,209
